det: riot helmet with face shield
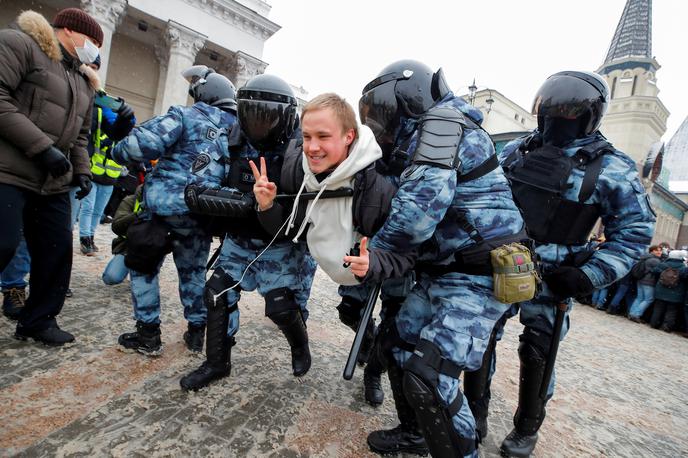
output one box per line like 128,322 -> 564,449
182,65 -> 237,112
237,74 -> 298,151
531,71 -> 609,147
359,59 -> 450,153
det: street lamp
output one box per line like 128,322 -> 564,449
466,78 -> 494,114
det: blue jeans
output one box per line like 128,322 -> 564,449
628,284 -> 655,318
608,283 -> 631,312
102,254 -> 129,285
78,182 -> 113,237
592,288 -> 609,309
0,236 -> 30,289
69,187 -> 80,230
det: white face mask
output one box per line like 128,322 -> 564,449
72,36 -> 99,64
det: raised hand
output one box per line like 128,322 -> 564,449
249,156 -> 277,211
343,237 -> 370,279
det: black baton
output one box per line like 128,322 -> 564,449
539,302 -> 567,399
275,188 -> 353,201
343,282 -> 382,380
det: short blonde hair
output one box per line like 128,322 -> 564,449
302,93 -> 358,137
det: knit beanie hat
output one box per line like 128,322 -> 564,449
53,8 -> 104,47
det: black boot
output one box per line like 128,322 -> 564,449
89,236 -> 99,252
183,323 -> 206,352
500,430 -> 538,457
80,237 -> 95,256
118,321 -> 162,356
500,329 -> 549,457
2,287 -> 26,320
363,346 -> 385,406
278,313 -> 311,376
180,295 -> 233,391
464,326 -> 498,443
367,363 -> 428,456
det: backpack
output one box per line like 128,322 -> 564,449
630,260 -> 647,280
658,267 -> 680,288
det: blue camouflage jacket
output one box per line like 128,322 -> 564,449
112,102 -> 236,216
366,93 -> 525,279
499,132 -> 655,288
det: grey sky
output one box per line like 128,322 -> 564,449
262,0 -> 687,141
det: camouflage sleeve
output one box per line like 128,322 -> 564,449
370,164 -> 456,253
111,106 -> 184,164
579,155 -> 656,288
497,138 -> 522,166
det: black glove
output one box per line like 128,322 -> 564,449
73,174 -> 92,200
36,146 -> 70,178
117,103 -> 135,120
543,266 -> 594,299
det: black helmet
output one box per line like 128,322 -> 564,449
182,65 -> 237,112
532,71 -> 609,146
237,74 -> 297,150
359,59 -> 450,149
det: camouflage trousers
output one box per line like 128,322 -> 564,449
392,272 -> 511,456
212,237 -> 316,337
129,216 -> 211,326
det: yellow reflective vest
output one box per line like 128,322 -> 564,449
90,108 -> 124,179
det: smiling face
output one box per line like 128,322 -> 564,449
302,107 -> 355,174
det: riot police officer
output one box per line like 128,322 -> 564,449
179,74 -> 317,391
463,71 -> 655,457
346,59 -> 527,457
111,66 -> 238,356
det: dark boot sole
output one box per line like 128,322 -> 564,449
367,443 -> 429,457
117,344 -> 163,357
180,370 -> 230,392
14,332 -> 74,347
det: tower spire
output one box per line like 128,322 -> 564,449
599,0 -> 657,74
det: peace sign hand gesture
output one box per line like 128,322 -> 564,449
249,157 -> 277,211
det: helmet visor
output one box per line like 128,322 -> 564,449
359,81 -> 399,145
531,75 -> 605,120
238,99 -> 292,149
182,65 -> 211,85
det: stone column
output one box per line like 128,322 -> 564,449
233,51 -> 268,89
153,44 -> 169,115
80,0 -> 127,86
156,21 -> 206,113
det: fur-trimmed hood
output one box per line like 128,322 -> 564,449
15,11 -> 101,91
16,10 -> 62,62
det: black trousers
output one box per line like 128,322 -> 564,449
0,183 -> 72,331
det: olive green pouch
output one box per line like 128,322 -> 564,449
491,243 -> 540,303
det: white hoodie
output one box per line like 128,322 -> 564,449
286,125 -> 382,285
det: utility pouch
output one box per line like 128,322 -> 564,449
491,242 -> 540,303
124,215 -> 174,274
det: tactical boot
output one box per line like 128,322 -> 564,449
2,287 -> 26,320
500,429 -> 538,457
89,236 -> 99,252
180,295 -> 233,391
183,323 -> 205,352
80,237 -> 95,256
363,365 -> 384,406
118,321 -> 162,356
368,362 -> 428,456
273,310 -> 311,376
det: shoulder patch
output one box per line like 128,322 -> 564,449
192,153 -> 211,173
206,127 -> 219,141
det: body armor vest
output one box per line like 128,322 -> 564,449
504,139 -> 609,245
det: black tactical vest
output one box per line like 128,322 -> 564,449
504,138 -> 611,245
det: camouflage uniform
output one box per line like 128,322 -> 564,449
464,132 -> 655,434
111,102 -> 236,326
365,94 -> 525,456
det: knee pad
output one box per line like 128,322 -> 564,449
518,326 -> 550,363
336,296 -> 365,330
204,268 -> 237,308
375,319 -> 415,370
403,340 -> 476,457
265,287 -> 300,325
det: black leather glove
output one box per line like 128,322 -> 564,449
36,146 -> 70,178
73,174 -> 92,200
117,103 -> 135,120
543,266 -> 594,299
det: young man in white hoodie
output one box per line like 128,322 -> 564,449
252,93 -> 400,405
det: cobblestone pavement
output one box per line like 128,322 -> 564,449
1,228 -> 687,457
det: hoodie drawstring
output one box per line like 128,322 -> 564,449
291,184 -> 328,242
